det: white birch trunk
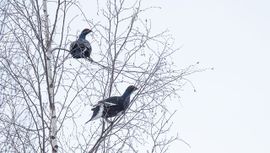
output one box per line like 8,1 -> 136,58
42,0 -> 58,152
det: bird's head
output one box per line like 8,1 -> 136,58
81,28 -> 92,35
125,85 -> 138,94
122,85 -> 138,98
79,28 -> 92,39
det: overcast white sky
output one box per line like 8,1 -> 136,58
79,0 -> 270,152
147,0 -> 270,153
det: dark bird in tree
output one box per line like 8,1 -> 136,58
86,85 -> 138,123
70,28 -> 92,60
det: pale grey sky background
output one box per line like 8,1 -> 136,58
79,0 -> 270,152
147,0 -> 270,153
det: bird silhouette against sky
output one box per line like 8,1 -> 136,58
85,85 -> 138,123
70,28 -> 92,61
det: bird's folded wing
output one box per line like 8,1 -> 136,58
104,102 -> 117,106
98,96 -> 121,105
82,40 -> 91,49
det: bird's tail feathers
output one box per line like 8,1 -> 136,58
85,119 -> 92,124
86,105 -> 104,124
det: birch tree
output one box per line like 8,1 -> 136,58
0,0 -> 199,152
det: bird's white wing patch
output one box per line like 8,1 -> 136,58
104,102 -> 117,106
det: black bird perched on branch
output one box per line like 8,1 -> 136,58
70,28 -> 92,60
85,85 -> 138,123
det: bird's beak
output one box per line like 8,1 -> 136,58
134,87 -> 138,91
88,29 -> 92,33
